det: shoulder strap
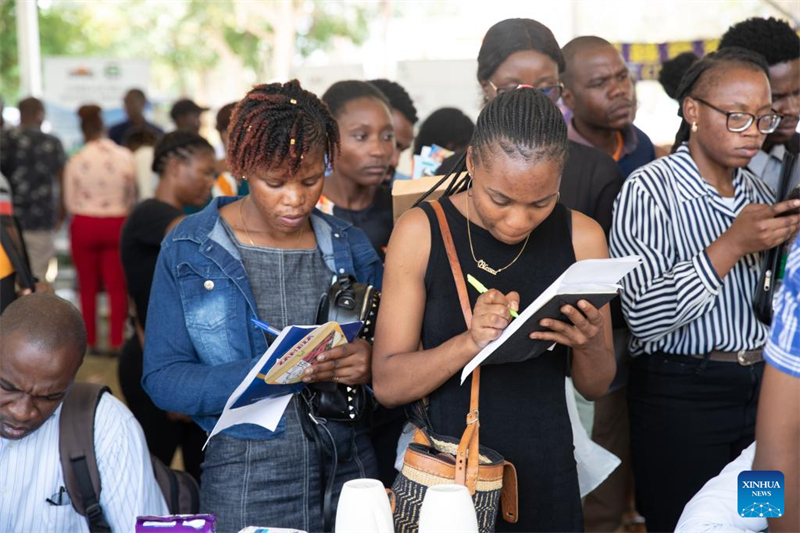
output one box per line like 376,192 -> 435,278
59,382 -> 112,533
430,200 -> 481,495
0,220 -> 35,290
777,152 -> 797,200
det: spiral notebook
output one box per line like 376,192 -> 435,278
460,256 -> 641,384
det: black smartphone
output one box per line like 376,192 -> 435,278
777,185 -> 800,217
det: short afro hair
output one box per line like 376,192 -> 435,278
719,17 -> 800,67
659,52 -> 700,100
369,79 -> 418,125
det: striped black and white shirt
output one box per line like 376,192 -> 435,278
610,144 -> 775,356
0,393 -> 167,533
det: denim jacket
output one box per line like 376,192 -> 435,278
142,197 -> 383,440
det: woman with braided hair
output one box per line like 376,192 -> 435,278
373,88 -> 616,531
142,80 -> 381,532
119,131 -> 216,482
610,48 -> 798,532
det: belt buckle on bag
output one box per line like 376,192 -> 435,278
737,350 -> 757,366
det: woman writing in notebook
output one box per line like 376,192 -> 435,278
142,81 -> 382,532
373,88 -> 615,531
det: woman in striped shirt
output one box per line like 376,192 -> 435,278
610,48 -> 800,532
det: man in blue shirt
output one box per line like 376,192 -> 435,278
108,89 -> 164,146
754,237 -> 800,532
561,36 -> 657,178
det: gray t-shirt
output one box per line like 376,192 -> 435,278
222,219 -> 332,338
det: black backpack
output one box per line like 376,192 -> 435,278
59,382 -> 200,532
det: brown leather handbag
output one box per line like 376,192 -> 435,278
391,201 -> 519,533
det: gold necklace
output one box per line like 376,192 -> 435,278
238,197 -> 306,247
238,197 -> 256,245
465,192 -> 530,275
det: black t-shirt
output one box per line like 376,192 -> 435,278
120,199 -> 182,326
331,184 -> 393,261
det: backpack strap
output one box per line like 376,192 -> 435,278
59,382 -> 112,533
0,218 -> 35,290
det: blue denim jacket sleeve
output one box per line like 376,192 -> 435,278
345,224 -> 384,289
142,239 -> 297,418
141,243 -> 256,416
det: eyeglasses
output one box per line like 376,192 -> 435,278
691,96 -> 782,134
488,81 -> 563,102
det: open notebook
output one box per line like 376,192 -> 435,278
460,256 -> 641,384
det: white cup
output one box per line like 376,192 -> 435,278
418,484 -> 479,533
335,478 -> 394,533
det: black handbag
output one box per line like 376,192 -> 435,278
297,275 -> 381,532
304,275 -> 381,422
754,152 -> 798,325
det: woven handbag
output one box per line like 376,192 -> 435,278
391,200 -> 519,533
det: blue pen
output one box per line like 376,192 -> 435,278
250,317 -> 282,337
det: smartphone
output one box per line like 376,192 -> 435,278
777,185 -> 800,217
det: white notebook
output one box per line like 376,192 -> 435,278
460,255 -> 641,384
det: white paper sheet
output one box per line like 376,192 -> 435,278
460,256 -> 641,384
204,326 -> 302,448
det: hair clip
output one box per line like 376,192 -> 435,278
247,125 -> 252,132
290,138 -> 296,145
516,84 -> 534,90
290,98 -> 297,105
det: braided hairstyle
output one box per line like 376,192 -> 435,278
151,131 -> 215,176
227,80 -> 339,177
414,88 -> 568,205
671,47 -> 769,153
369,79 -> 418,124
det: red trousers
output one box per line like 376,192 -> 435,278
70,214 -> 128,348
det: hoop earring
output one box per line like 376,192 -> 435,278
691,122 -> 698,133
467,177 -> 474,197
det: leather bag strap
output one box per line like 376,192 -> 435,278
431,200 -> 481,494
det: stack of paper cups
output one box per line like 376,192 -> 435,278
334,479 -> 394,533
418,484 -> 479,533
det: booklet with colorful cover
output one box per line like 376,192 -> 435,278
204,319 -> 363,447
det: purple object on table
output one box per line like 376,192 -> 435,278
136,515 -> 216,533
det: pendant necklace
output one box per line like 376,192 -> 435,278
465,188 -> 529,275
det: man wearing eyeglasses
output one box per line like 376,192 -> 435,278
561,36 -> 657,178
720,17 -> 800,195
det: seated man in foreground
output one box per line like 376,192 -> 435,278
0,293 -> 167,532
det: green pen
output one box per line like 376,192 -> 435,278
466,274 -> 519,318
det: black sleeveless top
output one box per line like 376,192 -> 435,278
419,197 -> 583,532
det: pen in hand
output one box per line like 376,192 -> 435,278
466,274 -> 519,318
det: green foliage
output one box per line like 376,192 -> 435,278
0,0 -> 19,103
297,1 -> 372,57
0,0 -> 371,105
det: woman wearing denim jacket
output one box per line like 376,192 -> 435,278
142,81 -> 383,532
